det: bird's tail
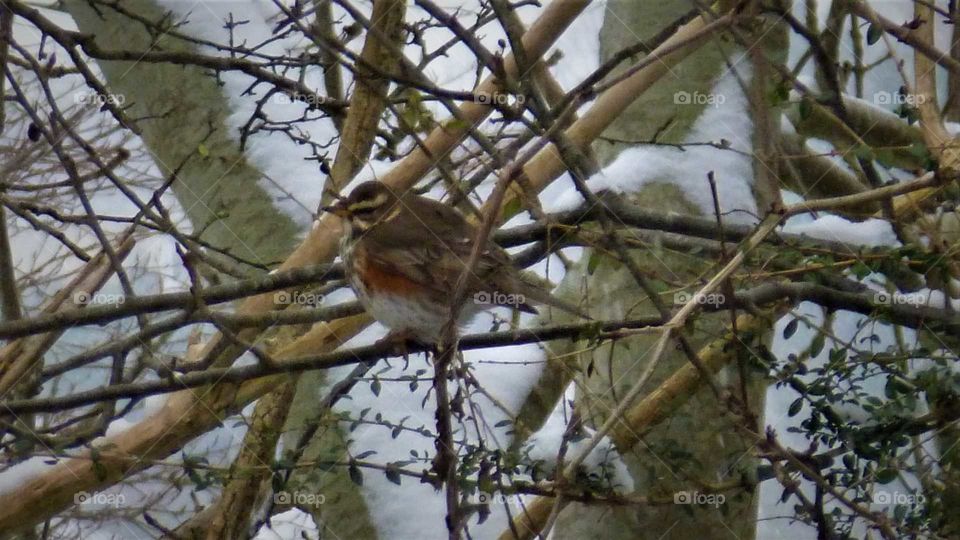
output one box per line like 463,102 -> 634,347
511,272 -> 592,320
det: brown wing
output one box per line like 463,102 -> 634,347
359,194 -> 517,303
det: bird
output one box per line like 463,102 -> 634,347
322,181 -> 589,343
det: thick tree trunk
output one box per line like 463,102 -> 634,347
65,0 -> 300,274
62,1 -> 375,536
512,3 -> 788,538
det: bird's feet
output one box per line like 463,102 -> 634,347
375,329 -> 431,360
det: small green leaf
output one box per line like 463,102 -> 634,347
501,197 -> 522,219
770,83 -> 790,105
852,144 -> 876,161
783,319 -> 799,340
385,467 -> 402,486
197,143 -> 210,157
443,118 -> 470,131
875,468 -> 898,484
788,397 -> 803,417
798,98 -> 812,120
810,334 -> 826,358
587,252 -> 602,275
867,23 -> 883,45
850,261 -> 872,280
349,463 -> 364,486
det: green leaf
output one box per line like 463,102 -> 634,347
867,23 -> 883,45
349,463 -> 364,486
92,460 -> 108,482
443,118 -> 470,131
370,377 -> 381,396
875,468 -> 898,484
852,144 -> 876,162
798,98 -> 812,120
501,197 -> 522,219
587,252 -> 602,275
768,82 -> 790,106
788,397 -> 803,417
197,143 -> 210,158
385,467 -> 402,486
850,261 -> 872,280
810,334 -> 826,358
783,318 -> 799,340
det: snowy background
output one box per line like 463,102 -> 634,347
0,1 -> 954,538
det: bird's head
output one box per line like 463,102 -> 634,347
322,181 -> 400,232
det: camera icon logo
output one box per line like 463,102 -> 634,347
674,491 -> 692,504
274,491 -> 291,505
674,91 -> 691,105
473,291 -> 491,304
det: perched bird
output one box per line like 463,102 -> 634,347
322,181 -> 588,343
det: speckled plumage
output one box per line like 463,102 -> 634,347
327,181 -> 588,342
